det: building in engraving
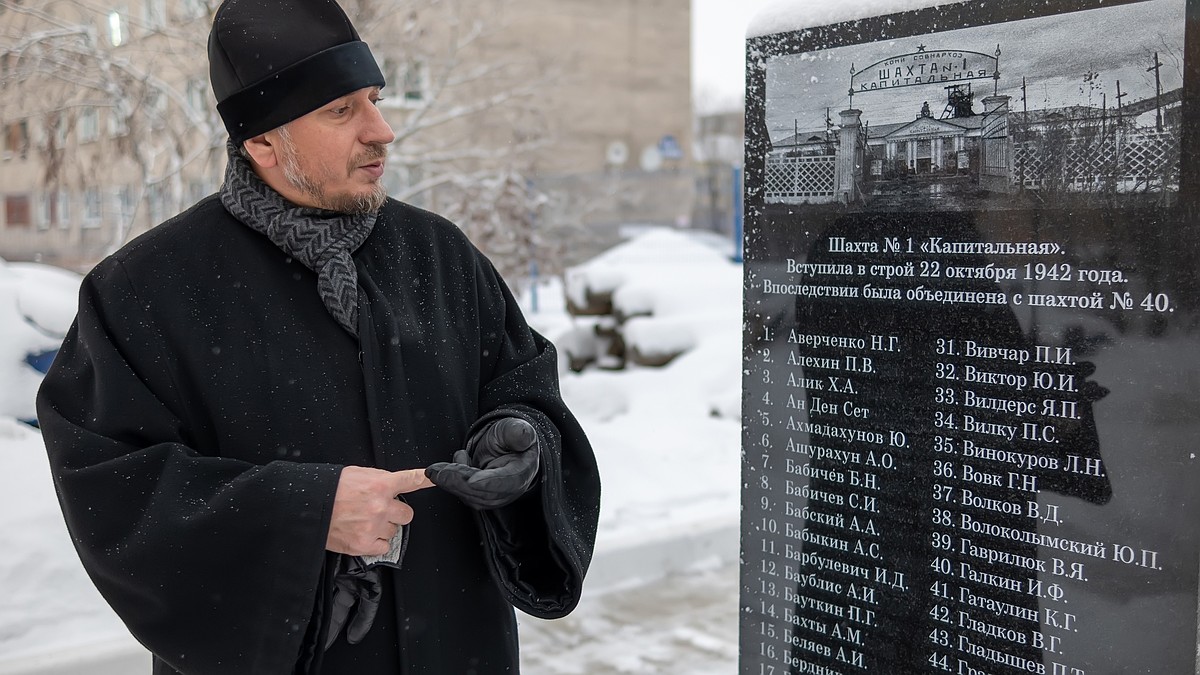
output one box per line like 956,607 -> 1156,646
870,113 -> 984,176
763,27 -> 1184,211
767,80 -> 1181,209
772,96 -> 988,177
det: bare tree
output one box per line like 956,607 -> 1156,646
0,0 -> 226,254
349,0 -> 563,281
439,168 -> 547,282
1,0 -> 563,280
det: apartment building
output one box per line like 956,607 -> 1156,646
0,0 -> 692,271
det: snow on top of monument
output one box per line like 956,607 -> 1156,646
748,0 -> 966,38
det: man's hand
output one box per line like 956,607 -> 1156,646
426,418 -> 541,510
326,467 -> 432,556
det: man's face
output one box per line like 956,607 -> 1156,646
271,86 -> 395,214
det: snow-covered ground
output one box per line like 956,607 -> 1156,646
534,228 -> 744,543
0,228 -> 744,669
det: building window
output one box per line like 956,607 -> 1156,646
39,191 -> 58,230
5,194 -> 32,228
188,180 -> 210,204
144,89 -> 167,129
380,58 -> 398,86
3,120 -> 29,159
147,184 -> 167,224
180,0 -> 207,20
402,60 -> 427,104
79,107 -> 99,143
380,58 -> 427,107
57,192 -> 71,230
108,10 -> 127,47
46,113 -> 68,148
108,108 -> 129,137
83,188 -> 103,228
143,0 -> 165,29
186,77 -> 207,115
379,58 -> 399,107
385,165 -> 425,207
116,186 -> 136,224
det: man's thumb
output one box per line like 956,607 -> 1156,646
496,418 -> 537,452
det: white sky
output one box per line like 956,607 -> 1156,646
692,0 -> 776,113
763,0 -> 1184,140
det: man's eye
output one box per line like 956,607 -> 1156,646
372,97 -> 385,106
331,106 -> 350,115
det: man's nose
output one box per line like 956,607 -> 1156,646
362,102 -> 396,146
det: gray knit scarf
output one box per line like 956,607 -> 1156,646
220,141 -> 376,336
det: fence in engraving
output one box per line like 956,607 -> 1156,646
1014,128 -> 1179,193
981,105 -> 1009,177
765,154 -> 837,204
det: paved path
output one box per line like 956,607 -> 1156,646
519,562 -> 740,674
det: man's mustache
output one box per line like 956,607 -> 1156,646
352,144 -> 388,167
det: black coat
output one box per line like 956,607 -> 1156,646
37,197 -> 601,674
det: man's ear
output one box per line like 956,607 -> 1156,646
243,133 -> 280,169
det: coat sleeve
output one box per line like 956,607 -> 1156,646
36,258 -> 342,675
472,257 -> 601,619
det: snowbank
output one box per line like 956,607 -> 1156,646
0,419 -> 132,662
562,228 -> 741,365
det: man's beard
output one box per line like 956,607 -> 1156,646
277,126 -> 388,214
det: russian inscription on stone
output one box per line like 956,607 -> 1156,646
739,1 -> 1199,673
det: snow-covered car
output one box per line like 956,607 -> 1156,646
0,258 -> 82,424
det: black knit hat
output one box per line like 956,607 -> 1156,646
208,0 -> 385,144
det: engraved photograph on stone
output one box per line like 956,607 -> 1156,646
740,1 -> 1200,674
762,0 -> 1184,211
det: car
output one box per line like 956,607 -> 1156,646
0,258 -> 82,425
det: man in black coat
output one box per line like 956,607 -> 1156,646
36,1 -> 600,673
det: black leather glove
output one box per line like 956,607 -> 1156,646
324,555 -> 382,649
426,417 -> 541,509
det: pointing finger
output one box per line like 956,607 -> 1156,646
391,468 -> 434,494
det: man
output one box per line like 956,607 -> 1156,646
36,0 -> 600,673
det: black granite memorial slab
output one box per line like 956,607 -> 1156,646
739,1 -> 1200,673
